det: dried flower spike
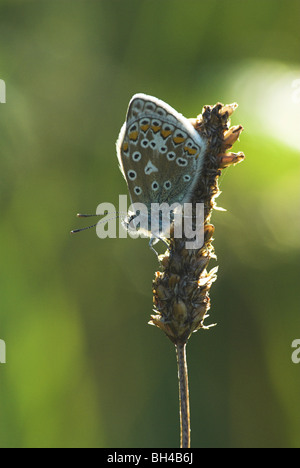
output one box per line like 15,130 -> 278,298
150,102 -> 244,447
151,102 -> 244,343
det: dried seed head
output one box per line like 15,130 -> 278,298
219,102 -> 238,117
155,284 -> 169,301
169,274 -> 181,288
223,125 -> 244,149
173,300 -> 188,324
219,151 -> 245,168
151,102 -> 245,345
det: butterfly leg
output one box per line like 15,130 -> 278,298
149,235 -> 170,257
149,236 -> 159,257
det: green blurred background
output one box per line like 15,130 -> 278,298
0,0 -> 299,448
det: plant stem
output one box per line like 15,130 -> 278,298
176,343 -> 190,448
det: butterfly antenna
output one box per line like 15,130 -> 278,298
71,223 -> 99,234
76,211 -> 128,218
76,213 -> 101,218
71,211 -> 128,234
70,213 -> 100,234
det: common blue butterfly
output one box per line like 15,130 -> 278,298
116,94 -> 207,249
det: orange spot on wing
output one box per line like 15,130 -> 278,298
161,129 -> 172,139
184,146 -> 197,155
129,131 -> 138,141
173,136 -> 185,144
140,124 -> 150,132
151,125 -> 161,133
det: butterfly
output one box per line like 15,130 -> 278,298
116,93 -> 207,250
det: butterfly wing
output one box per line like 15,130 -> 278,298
116,93 -> 207,207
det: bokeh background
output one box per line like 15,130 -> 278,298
0,0 -> 299,448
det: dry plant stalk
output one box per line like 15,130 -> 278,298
150,102 -> 245,448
